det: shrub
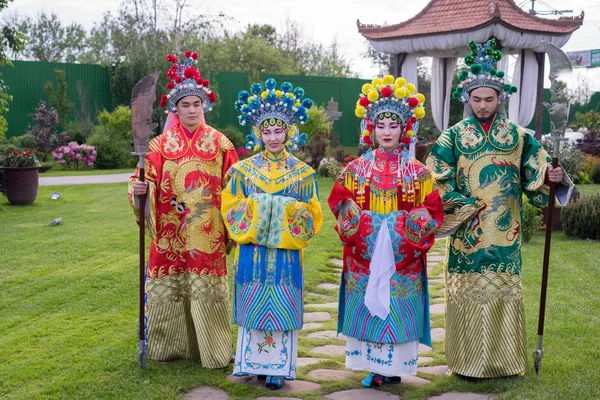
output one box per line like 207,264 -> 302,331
13,133 -> 36,150
522,199 -> 543,243
304,131 -> 328,170
333,147 -> 347,163
303,105 -> 330,139
65,121 -> 90,144
562,194 -> 600,240
591,162 -> 600,184
219,124 -> 245,149
0,115 -> 7,140
86,126 -> 130,169
52,142 -> 96,169
97,106 -> 132,143
542,141 -> 583,181
25,101 -> 58,161
318,159 -> 343,179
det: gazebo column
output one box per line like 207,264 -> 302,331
534,52 -> 545,139
391,52 -> 407,77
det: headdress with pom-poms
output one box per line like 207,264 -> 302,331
452,39 -> 518,104
355,75 -> 426,147
159,50 -> 216,113
234,78 -> 312,152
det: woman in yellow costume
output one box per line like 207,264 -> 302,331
329,75 -> 443,387
221,78 -> 323,390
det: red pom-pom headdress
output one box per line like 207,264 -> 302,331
161,50 -> 215,113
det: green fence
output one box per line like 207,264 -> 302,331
210,72 -> 369,146
2,60 -> 598,144
0,60 -> 112,139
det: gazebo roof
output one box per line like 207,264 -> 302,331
359,0 -> 584,40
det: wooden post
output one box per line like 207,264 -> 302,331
535,52 -> 545,139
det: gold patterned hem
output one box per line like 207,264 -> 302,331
444,271 -> 527,378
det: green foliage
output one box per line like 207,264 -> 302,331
97,106 -> 132,141
574,110 -> 600,131
576,171 -> 592,184
13,133 -> 36,150
64,120 -> 88,144
591,162 -> 600,184
85,106 -> 133,169
302,105 -> 330,139
2,147 -> 38,167
0,114 -> 7,140
562,194 -> 600,240
218,124 -> 245,149
318,159 -> 343,179
44,69 -> 73,128
542,141 -> 583,182
521,199 -> 543,243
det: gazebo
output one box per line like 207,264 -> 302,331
358,0 -> 584,138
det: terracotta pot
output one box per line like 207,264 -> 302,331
1,166 -> 40,205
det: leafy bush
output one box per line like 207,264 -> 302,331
562,194 -> 600,240
219,124 -> 246,149
521,199 -> 543,243
25,101 -> 58,161
577,129 -> 600,157
592,162 -> 600,184
302,105 -> 329,139
0,115 -> 7,140
574,110 -> 600,131
304,131 -> 328,170
86,106 -> 134,169
333,147 -> 347,163
64,121 -> 90,144
576,171 -> 592,184
542,141 -> 583,182
318,159 -> 343,179
13,133 -> 36,150
86,126 -> 130,169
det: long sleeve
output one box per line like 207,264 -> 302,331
328,179 -> 364,246
221,168 -> 272,246
127,145 -> 161,239
426,129 -> 485,236
267,175 -> 323,250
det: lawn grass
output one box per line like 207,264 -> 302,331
1,180 -> 598,399
40,167 -> 133,177
575,183 -> 600,198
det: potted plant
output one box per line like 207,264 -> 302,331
0,148 -> 40,205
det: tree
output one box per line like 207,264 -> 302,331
0,0 -> 26,139
16,11 -> 86,62
44,69 -> 72,128
361,40 -> 391,76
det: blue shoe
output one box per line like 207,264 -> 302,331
266,376 -> 285,390
362,373 -> 383,388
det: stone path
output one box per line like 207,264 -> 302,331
185,244 -> 494,399
39,173 -> 130,186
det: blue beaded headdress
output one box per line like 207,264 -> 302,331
159,50 -> 216,113
452,39 -> 518,104
235,78 -> 312,151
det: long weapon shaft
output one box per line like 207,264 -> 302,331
137,156 -> 148,369
534,156 -> 559,373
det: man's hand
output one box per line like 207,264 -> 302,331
133,180 -> 149,195
546,165 -> 564,184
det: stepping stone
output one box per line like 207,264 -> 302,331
307,330 -> 345,340
429,251 -> 441,256
183,387 -> 228,400
418,356 -> 434,365
418,365 -> 449,376
401,375 -> 431,386
328,258 -> 343,266
304,312 -> 331,322
257,398 -> 302,400
432,297 -> 444,303
311,344 -> 346,356
307,368 -> 354,380
431,327 -> 445,341
297,357 -> 325,367
302,322 -> 324,330
429,278 -> 444,284
427,393 -> 495,400
318,283 -> 339,290
325,388 -> 400,399
419,343 -> 432,353
428,255 -> 446,263
430,303 -> 444,314
227,375 -> 321,393
427,261 -> 440,268
307,292 -> 329,298
308,302 -> 338,310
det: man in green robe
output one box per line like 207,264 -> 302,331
426,39 -> 571,378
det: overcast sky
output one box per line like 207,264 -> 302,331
4,0 -> 600,86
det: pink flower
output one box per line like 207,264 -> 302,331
239,221 -> 248,230
291,226 -> 301,235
